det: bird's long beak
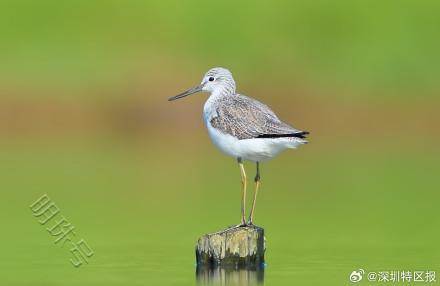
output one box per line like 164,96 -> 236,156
168,84 -> 204,101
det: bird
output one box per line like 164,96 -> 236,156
168,67 -> 308,226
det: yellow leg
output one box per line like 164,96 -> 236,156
238,158 -> 247,225
248,162 -> 260,224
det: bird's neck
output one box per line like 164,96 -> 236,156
209,86 -> 235,99
203,87 -> 234,121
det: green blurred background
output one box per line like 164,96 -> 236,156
1,1 -> 439,285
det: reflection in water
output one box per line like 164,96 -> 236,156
196,265 -> 265,285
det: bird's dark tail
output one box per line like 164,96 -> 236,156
292,131 -> 309,139
257,131 -> 309,139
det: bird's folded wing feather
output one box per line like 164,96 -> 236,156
210,95 -> 303,140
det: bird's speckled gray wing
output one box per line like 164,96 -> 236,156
210,95 -> 305,140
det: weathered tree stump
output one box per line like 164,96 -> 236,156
195,225 -> 265,268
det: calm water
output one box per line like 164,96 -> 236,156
4,241 -> 437,285
1,145 -> 439,285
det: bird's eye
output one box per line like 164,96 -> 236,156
208,77 -> 215,82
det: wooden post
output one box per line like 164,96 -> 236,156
195,225 -> 265,268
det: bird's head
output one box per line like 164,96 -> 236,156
168,67 -> 236,101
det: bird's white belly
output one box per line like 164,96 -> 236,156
205,121 -> 297,162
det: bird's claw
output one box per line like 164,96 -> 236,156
234,221 -> 248,228
234,221 -> 253,228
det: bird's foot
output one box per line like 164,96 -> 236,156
234,223 -> 248,228
234,219 -> 248,228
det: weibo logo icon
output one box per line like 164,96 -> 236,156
350,269 -> 365,283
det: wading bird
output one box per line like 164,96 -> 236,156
169,67 -> 308,226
